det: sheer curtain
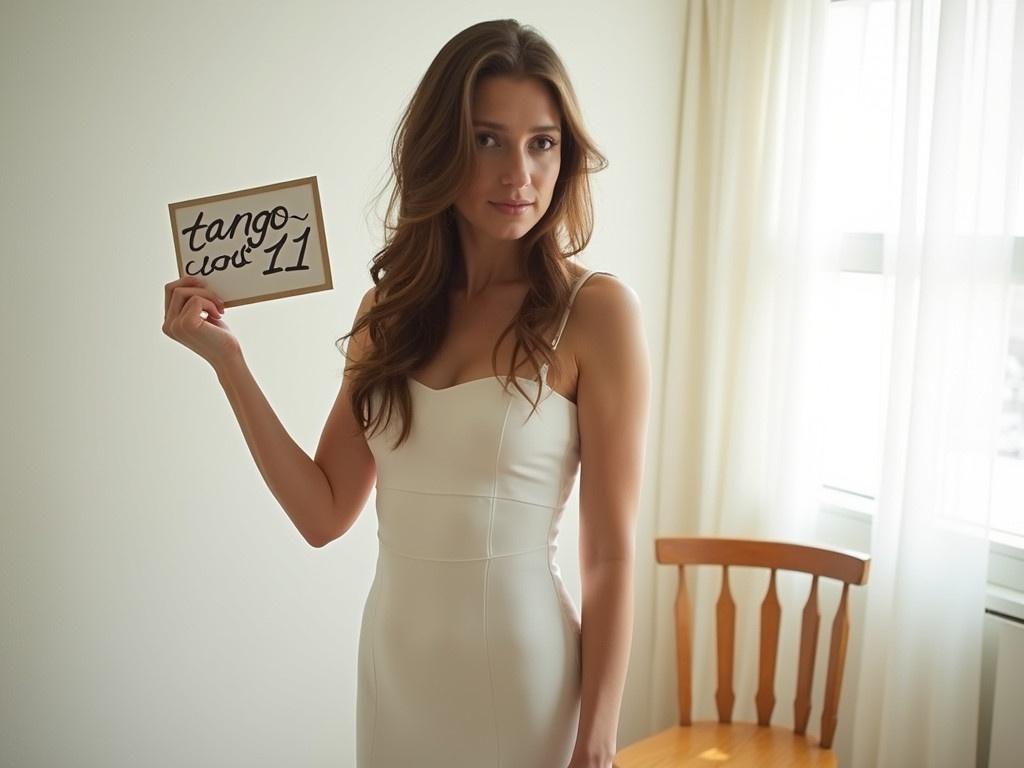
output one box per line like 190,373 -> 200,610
648,0 -> 1020,765
841,1 -> 1020,766
651,0 -> 844,749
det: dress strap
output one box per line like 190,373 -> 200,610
539,269 -> 616,384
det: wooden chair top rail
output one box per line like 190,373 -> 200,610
656,537 -> 870,585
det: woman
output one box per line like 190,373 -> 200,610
163,19 -> 650,768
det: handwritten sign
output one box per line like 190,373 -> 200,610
168,176 -> 332,308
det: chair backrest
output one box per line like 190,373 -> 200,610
656,537 -> 870,749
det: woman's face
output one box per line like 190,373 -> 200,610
452,75 -> 562,242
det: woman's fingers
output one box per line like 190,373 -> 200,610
161,276 -> 242,367
164,275 -> 198,307
182,294 -> 222,330
164,276 -> 226,320
162,293 -> 222,337
163,276 -> 204,314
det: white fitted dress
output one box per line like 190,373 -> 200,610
356,269 -> 614,768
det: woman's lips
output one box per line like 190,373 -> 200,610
491,202 -> 532,215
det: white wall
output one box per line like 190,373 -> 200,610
0,1 -> 683,766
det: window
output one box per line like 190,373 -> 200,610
819,0 -> 1024,547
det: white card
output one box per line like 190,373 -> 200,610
168,175 -> 332,308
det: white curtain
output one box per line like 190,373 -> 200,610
843,1 -> 1020,766
649,0 -> 1020,766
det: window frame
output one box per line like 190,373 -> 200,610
823,233 -> 1024,620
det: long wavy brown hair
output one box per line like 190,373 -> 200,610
336,19 -> 608,450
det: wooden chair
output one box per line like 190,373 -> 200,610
614,537 -> 870,767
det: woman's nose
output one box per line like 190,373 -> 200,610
501,152 -> 531,187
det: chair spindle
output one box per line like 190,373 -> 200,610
794,575 -> 820,735
755,568 -> 781,725
715,564 -> 736,722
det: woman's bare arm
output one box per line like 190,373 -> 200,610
213,287 -> 377,547
311,288 -> 379,544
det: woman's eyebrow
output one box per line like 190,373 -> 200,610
473,120 -> 562,133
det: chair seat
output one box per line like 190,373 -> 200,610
614,721 -> 837,767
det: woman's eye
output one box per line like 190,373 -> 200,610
475,133 -> 558,151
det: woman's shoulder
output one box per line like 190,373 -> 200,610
574,267 -> 625,298
558,268 -> 635,353
571,270 -> 636,331
570,271 -> 644,396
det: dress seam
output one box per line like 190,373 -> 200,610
369,559 -> 380,767
547,509 -> 577,673
485,399 -> 513,767
375,485 -> 560,510
378,539 -> 550,562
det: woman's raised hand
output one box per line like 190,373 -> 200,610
162,276 -> 241,368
